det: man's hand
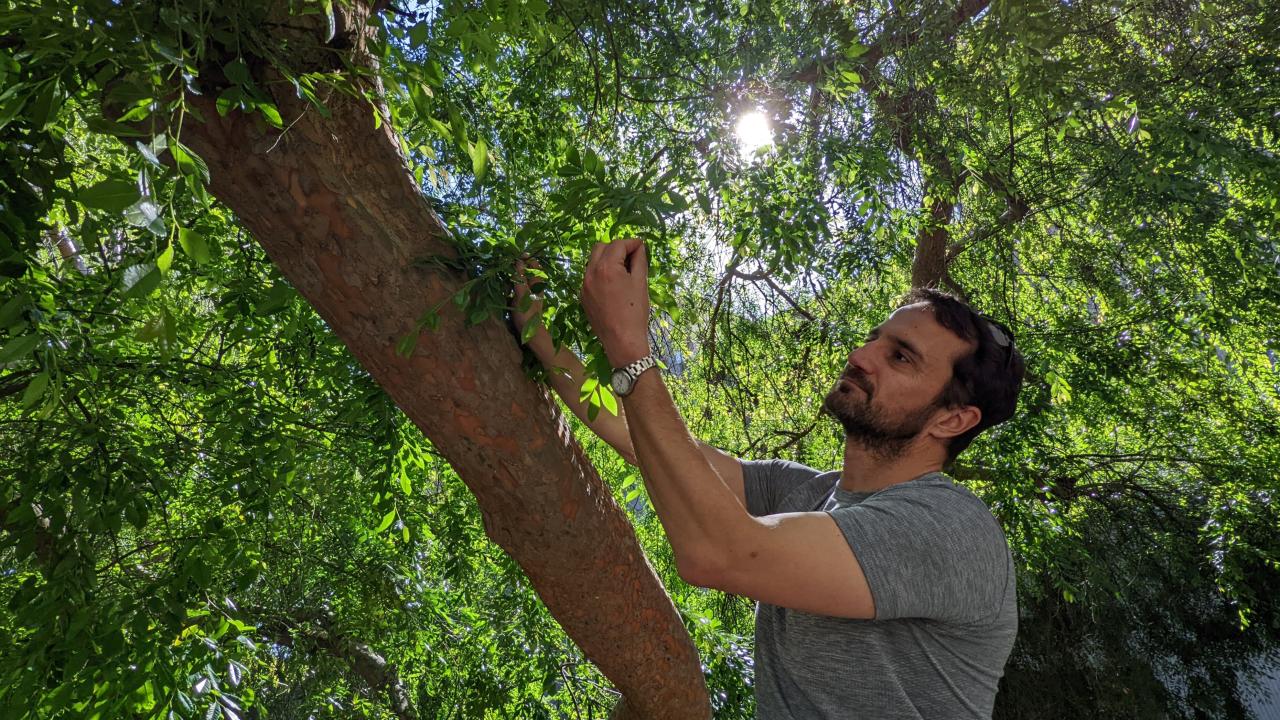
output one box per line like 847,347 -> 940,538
581,238 -> 651,368
512,257 -> 543,327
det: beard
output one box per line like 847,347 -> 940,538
821,369 -> 940,460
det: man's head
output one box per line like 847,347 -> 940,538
822,289 -> 1025,464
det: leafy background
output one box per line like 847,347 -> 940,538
1,0 -> 1278,718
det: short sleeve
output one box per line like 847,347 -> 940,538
828,484 -> 1012,624
741,459 -> 823,516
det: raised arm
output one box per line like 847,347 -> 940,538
513,259 -> 636,462
579,239 -> 876,618
512,259 -> 745,502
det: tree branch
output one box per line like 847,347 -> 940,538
249,607 -> 416,720
142,2 -> 711,716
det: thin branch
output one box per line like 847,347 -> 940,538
729,267 -> 816,321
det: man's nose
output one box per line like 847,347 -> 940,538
848,344 -> 874,374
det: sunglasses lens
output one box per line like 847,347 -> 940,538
987,321 -> 1009,347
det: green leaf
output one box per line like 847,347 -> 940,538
599,385 -> 619,416
122,263 -> 162,299
696,191 -> 712,215
135,313 -> 170,343
398,470 -> 412,495
0,333 -> 40,363
136,137 -> 164,168
223,60 -> 251,86
520,313 -> 542,343
583,148 -> 604,179
395,332 -> 418,358
409,84 -> 433,118
29,79 -> 62,129
375,509 -> 397,534
0,294 -> 26,328
216,88 -> 243,116
178,227 -> 211,264
470,137 -> 489,183
256,102 -> 283,128
20,372 -> 49,407
117,98 -> 153,123
169,140 -> 210,183
79,179 -> 140,212
1046,370 -> 1073,405
123,199 -> 167,236
321,0 -> 336,42
157,243 -> 175,274
845,42 -> 869,58
578,377 -> 599,403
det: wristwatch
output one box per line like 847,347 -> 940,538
610,354 -> 659,397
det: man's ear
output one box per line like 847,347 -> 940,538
930,405 -> 981,441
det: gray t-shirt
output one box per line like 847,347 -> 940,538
742,459 -> 1017,719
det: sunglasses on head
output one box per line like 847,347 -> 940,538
980,316 -> 1016,370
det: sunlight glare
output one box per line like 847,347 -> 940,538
735,110 -> 773,157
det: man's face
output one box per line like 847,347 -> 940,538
822,303 -> 974,459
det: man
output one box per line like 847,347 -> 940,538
513,238 -> 1025,719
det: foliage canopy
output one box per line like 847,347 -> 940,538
1,0 -> 1278,718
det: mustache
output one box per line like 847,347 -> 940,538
841,366 -> 874,396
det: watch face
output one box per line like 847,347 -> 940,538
611,370 -> 631,397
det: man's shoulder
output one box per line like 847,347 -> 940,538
879,472 -> 995,509
742,456 -> 839,484
741,457 -> 829,481
865,473 -> 1009,546
741,459 -> 839,515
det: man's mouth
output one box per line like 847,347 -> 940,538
840,371 -> 872,396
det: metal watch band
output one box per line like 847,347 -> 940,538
614,354 -> 659,396
619,354 -> 658,379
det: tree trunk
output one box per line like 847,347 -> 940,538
169,3 -> 709,717
911,194 -> 956,289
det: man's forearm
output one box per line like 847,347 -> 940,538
621,369 -> 750,580
525,329 -> 637,463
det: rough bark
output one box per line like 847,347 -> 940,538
874,86 -> 964,290
911,189 -> 958,290
167,3 -> 709,718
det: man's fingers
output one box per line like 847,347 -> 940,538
587,238 -> 648,281
618,236 -> 644,254
627,241 -> 648,279
598,237 -> 646,272
598,239 -> 634,269
588,242 -> 608,267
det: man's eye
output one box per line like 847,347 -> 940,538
894,351 -> 910,363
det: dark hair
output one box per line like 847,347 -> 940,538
897,288 -> 1025,463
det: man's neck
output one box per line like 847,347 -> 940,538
838,440 -> 945,493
